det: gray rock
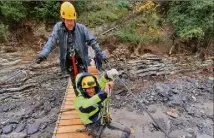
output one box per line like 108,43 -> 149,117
143,99 -> 150,105
170,89 -> 179,94
15,123 -> 26,132
0,132 -> 27,138
168,95 -> 184,107
191,96 -> 197,102
126,105 -> 134,112
6,116 -> 22,125
185,134 -> 193,138
2,125 -> 13,134
27,123 -> 40,135
185,106 -> 195,115
148,106 -> 156,113
186,128 -> 195,134
197,83 -> 209,90
196,133 -> 212,138
155,83 -> 169,97
166,109 -> 179,118
207,115 -> 214,120
115,95 -> 121,100
40,123 -> 47,130
27,118 -> 35,124
0,105 -> 9,112
198,125 -> 213,136
11,124 -> 17,130
32,111 -> 46,119
114,89 -> 125,95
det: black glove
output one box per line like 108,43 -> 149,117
102,58 -> 108,63
35,56 -> 46,64
100,53 -> 108,63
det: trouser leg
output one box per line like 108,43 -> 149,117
86,121 -> 104,138
100,122 -> 131,138
87,121 -> 131,138
66,57 -> 78,96
69,72 -> 79,96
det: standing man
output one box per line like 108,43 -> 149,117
73,69 -> 131,138
36,2 -> 107,95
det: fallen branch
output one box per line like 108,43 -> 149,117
100,25 -> 118,35
58,108 -> 75,114
0,83 -> 37,94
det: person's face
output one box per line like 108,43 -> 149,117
85,87 -> 96,97
64,19 -> 75,30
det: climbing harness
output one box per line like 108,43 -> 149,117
101,87 -> 112,125
76,86 -> 112,137
71,55 -> 79,78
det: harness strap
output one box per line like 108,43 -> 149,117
71,55 -> 78,78
101,88 -> 112,125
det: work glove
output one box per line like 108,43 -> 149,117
35,56 -> 46,64
101,54 -> 108,63
97,52 -> 108,63
106,69 -> 119,80
94,52 -> 108,71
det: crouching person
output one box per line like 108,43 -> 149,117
73,69 -> 131,138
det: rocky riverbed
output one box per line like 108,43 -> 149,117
0,50 -> 213,138
111,74 -> 213,138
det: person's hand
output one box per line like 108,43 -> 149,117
101,55 -> 108,63
98,52 -> 108,63
35,56 -> 46,64
106,69 -> 119,80
104,82 -> 114,93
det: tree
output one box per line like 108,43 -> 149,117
167,0 -> 213,49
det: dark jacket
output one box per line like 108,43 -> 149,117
39,21 -> 105,72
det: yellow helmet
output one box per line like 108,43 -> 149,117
60,2 -> 76,20
81,76 -> 96,89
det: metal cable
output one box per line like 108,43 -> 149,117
106,62 -> 173,138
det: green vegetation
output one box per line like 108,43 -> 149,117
115,1 -> 166,44
167,0 -> 213,46
0,1 -> 60,23
115,22 -> 166,45
78,0 -> 131,27
0,1 -> 27,23
0,23 -> 10,42
34,1 -> 60,23
0,0 -> 213,50
0,1 -> 61,42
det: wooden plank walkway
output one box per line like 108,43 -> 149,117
52,62 -> 98,138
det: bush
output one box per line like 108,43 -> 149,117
167,0 -> 213,41
74,1 -> 87,14
0,23 -> 10,42
34,1 -> 60,24
116,25 -> 165,44
78,0 -> 130,27
115,1 -> 166,44
116,27 -> 142,44
0,1 -> 27,23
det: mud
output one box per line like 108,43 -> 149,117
0,51 -> 68,138
111,73 -> 213,138
0,48 -> 213,138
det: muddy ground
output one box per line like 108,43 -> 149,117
112,73 -> 213,138
0,46 -> 213,138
